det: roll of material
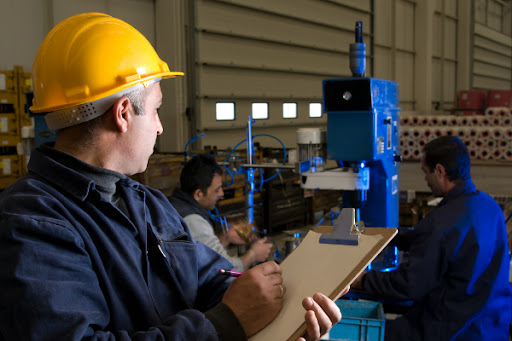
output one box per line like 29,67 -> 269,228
506,130 -> 512,140
468,148 -> 478,159
491,148 -> 503,160
407,139 -> 416,148
504,150 -> 512,161
468,128 -> 479,138
457,117 -> 470,126
479,128 -> 491,139
491,128 -> 504,139
401,130 -> 411,139
469,116 -> 491,126
473,138 -> 486,149
419,116 -> 430,126
440,127 -> 455,137
470,116 -> 482,126
410,128 -> 422,139
485,107 -> 497,116
485,107 -> 511,117
418,138 -> 428,148
497,139 -> 509,148
491,117 -> 502,126
409,127 -> 435,139
400,115 -> 512,161
432,128 -> 444,138
449,117 -> 459,126
478,148 -> 491,160
402,148 -> 412,159
454,128 -> 467,139
410,116 -> 420,126
439,116 -> 452,126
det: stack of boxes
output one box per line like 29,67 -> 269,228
459,89 -> 512,115
0,66 -> 33,190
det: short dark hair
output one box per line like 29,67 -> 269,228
180,154 -> 223,195
422,136 -> 471,182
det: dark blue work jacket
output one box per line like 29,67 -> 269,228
0,148 -> 236,340
364,180 -> 512,340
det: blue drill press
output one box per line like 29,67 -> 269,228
300,21 -> 401,270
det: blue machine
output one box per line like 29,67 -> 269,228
323,78 -> 400,229
300,22 -> 401,271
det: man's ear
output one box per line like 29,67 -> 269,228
192,188 -> 203,202
112,96 -> 131,133
435,163 -> 446,177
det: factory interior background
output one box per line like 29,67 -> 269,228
1,0 -> 512,337
1,0 -> 512,255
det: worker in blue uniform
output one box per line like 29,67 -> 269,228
0,13 -> 342,341
353,135 -> 512,340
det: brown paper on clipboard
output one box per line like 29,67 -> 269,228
249,227 -> 397,341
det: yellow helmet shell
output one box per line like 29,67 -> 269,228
30,12 -> 183,114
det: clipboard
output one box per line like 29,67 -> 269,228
249,226 -> 397,341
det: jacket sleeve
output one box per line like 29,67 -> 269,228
0,215 -> 226,341
185,214 -> 244,271
363,213 -> 446,301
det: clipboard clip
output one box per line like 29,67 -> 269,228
319,208 -> 363,245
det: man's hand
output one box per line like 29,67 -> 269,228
249,237 -> 273,263
222,261 -> 285,337
240,237 -> 273,269
296,286 -> 349,341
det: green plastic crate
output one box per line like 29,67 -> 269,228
328,300 -> 385,341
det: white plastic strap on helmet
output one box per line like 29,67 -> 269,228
44,78 -> 161,130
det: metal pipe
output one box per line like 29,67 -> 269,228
246,116 -> 255,224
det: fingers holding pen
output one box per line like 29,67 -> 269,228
222,261 -> 285,337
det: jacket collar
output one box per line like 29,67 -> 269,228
438,179 -> 476,208
28,145 -> 138,202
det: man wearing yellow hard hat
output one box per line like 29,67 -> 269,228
0,13 -> 342,340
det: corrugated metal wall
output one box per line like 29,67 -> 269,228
374,0 -> 416,111
188,0 -> 469,150
1,0 -> 509,153
191,0 -> 375,149
473,0 -> 512,89
432,0 -> 459,113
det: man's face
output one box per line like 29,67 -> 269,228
197,173 -> 224,211
126,83 -> 163,175
420,154 -> 443,197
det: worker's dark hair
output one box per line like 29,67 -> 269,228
422,136 -> 471,182
180,154 -> 223,195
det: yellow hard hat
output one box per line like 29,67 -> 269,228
30,12 -> 184,129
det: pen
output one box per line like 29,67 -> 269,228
218,269 -> 243,277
